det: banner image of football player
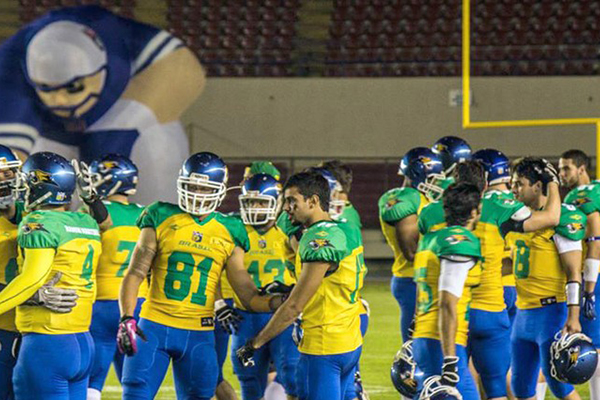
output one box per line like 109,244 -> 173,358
84,154 -> 147,400
0,152 -> 108,398
236,171 -> 367,400
377,147 -> 443,342
559,149 -> 600,399
0,5 -> 205,205
117,152 -> 287,400
412,182 -> 483,400
506,158 -> 585,400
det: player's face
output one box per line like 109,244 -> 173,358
558,158 -> 582,189
283,187 -> 311,225
247,198 -> 271,209
512,174 -> 539,206
34,70 -> 106,118
0,168 -> 15,197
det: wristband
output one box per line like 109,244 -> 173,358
215,299 -> 227,309
584,259 -> 600,283
566,281 -> 582,307
85,198 -> 109,224
586,236 -> 600,243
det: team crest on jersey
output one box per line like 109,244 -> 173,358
574,197 -> 591,206
21,223 -> 48,235
445,234 -> 471,245
309,239 -> 332,250
258,239 -> 267,249
567,223 -> 584,234
192,231 -> 203,243
29,170 -> 54,185
385,198 -> 400,210
503,199 -> 515,205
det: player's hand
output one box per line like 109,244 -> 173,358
214,299 -> 242,334
440,356 -> 460,387
540,158 -> 559,185
258,281 -> 294,296
360,298 -> 371,317
407,318 -> 416,340
236,338 -> 256,367
562,314 -> 582,335
117,316 -> 147,356
23,272 -> 79,313
292,316 -> 303,347
583,292 -> 597,320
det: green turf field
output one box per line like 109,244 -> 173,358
101,280 -> 591,399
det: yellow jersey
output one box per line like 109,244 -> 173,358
16,210 -> 101,334
296,220 -> 367,355
220,271 -> 234,299
96,201 -> 148,300
138,202 -> 249,331
0,203 -> 25,332
378,188 -> 428,277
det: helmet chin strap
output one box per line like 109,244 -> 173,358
25,191 -> 52,212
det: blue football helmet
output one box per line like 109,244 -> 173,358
418,376 -> 463,400
89,154 -> 138,199
239,173 -> 282,226
16,152 -> 76,211
550,332 -> 598,385
391,340 -> 425,397
432,136 -> 472,174
177,152 -> 228,215
308,167 -> 346,219
0,145 -> 22,208
398,147 -> 445,201
472,149 -> 511,186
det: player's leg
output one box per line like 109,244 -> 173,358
510,309 -> 542,400
504,286 -> 517,329
0,329 -> 18,400
302,347 -> 362,400
390,276 -> 416,342
214,298 -> 237,400
581,281 -> 600,400
270,324 -> 301,399
69,332 -> 96,399
339,347 -> 363,400
88,300 -> 121,397
121,319 -> 172,400
295,351 -> 308,400
171,329 -> 218,400
456,344 -> 479,400
469,309 -> 511,399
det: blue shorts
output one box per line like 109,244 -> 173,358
412,338 -> 478,400
581,279 -> 600,348
214,298 -> 233,385
504,286 -> 517,328
296,346 -> 361,400
511,303 -> 574,399
342,312 -> 369,400
467,309 -> 510,398
13,332 -> 94,400
0,329 -> 18,400
231,310 -> 300,400
89,298 -> 144,391
121,318 -> 218,400
391,276 -> 416,342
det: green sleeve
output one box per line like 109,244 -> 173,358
340,204 -> 362,230
565,187 -> 600,215
555,205 -> 587,241
437,229 -> 481,260
215,214 -> 250,251
379,189 -> 421,224
299,224 -> 348,264
137,202 -> 179,230
493,197 -> 527,227
17,213 -> 60,249
418,202 -> 444,235
276,211 -> 301,238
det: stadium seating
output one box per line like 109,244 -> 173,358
19,0 -> 135,22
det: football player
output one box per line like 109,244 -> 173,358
559,149 -> 600,399
86,154 -> 147,400
378,147 -> 443,342
0,5 -> 205,204
412,182 -> 483,400
229,173 -> 299,400
236,171 -> 367,400
429,136 -> 472,198
118,152 -> 287,399
319,160 -> 362,229
506,157 -> 584,400
0,152 -> 110,398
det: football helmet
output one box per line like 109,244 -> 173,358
550,332 -> 598,385
472,149 -> 511,186
432,136 -> 472,174
391,340 -> 425,397
239,173 -> 281,226
89,154 -> 138,199
0,145 -> 22,209
308,167 -> 345,219
398,147 -> 445,201
16,152 -> 76,211
177,152 -> 228,216
418,376 -> 462,400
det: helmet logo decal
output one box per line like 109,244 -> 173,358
30,170 -> 55,185
99,161 -> 119,173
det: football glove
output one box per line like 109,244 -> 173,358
71,160 -> 110,203
258,281 -> 294,295
23,272 -> 78,313
441,356 -> 460,387
236,338 -> 256,367
117,316 -> 147,356
215,299 -> 242,334
583,292 -> 597,320
540,158 -> 560,185
292,315 -> 303,347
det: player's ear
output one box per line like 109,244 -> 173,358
308,193 -> 320,210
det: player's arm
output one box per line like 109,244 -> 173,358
0,248 -> 55,314
584,211 -> 600,293
554,234 -> 583,334
394,214 -> 419,262
119,227 -> 157,318
523,182 -> 561,232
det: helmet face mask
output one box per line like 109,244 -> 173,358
0,157 -> 22,209
89,154 -> 139,199
239,174 -> 282,226
418,376 -> 463,400
177,174 -> 226,216
399,147 -> 444,200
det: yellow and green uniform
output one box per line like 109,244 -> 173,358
564,184 -> 600,216
378,187 -> 428,278
340,202 -> 362,230
138,202 -> 249,331
276,211 -> 302,240
506,204 -> 586,309
0,203 -> 25,332
296,220 -> 367,355
413,226 -> 482,346
15,211 -> 101,334
96,200 -> 148,300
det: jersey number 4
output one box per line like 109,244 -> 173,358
164,251 -> 214,306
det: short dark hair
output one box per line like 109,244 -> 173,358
453,160 -> 486,192
283,171 -> 330,211
561,149 -> 590,171
443,182 -> 481,227
319,160 -> 353,194
513,157 -> 549,195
